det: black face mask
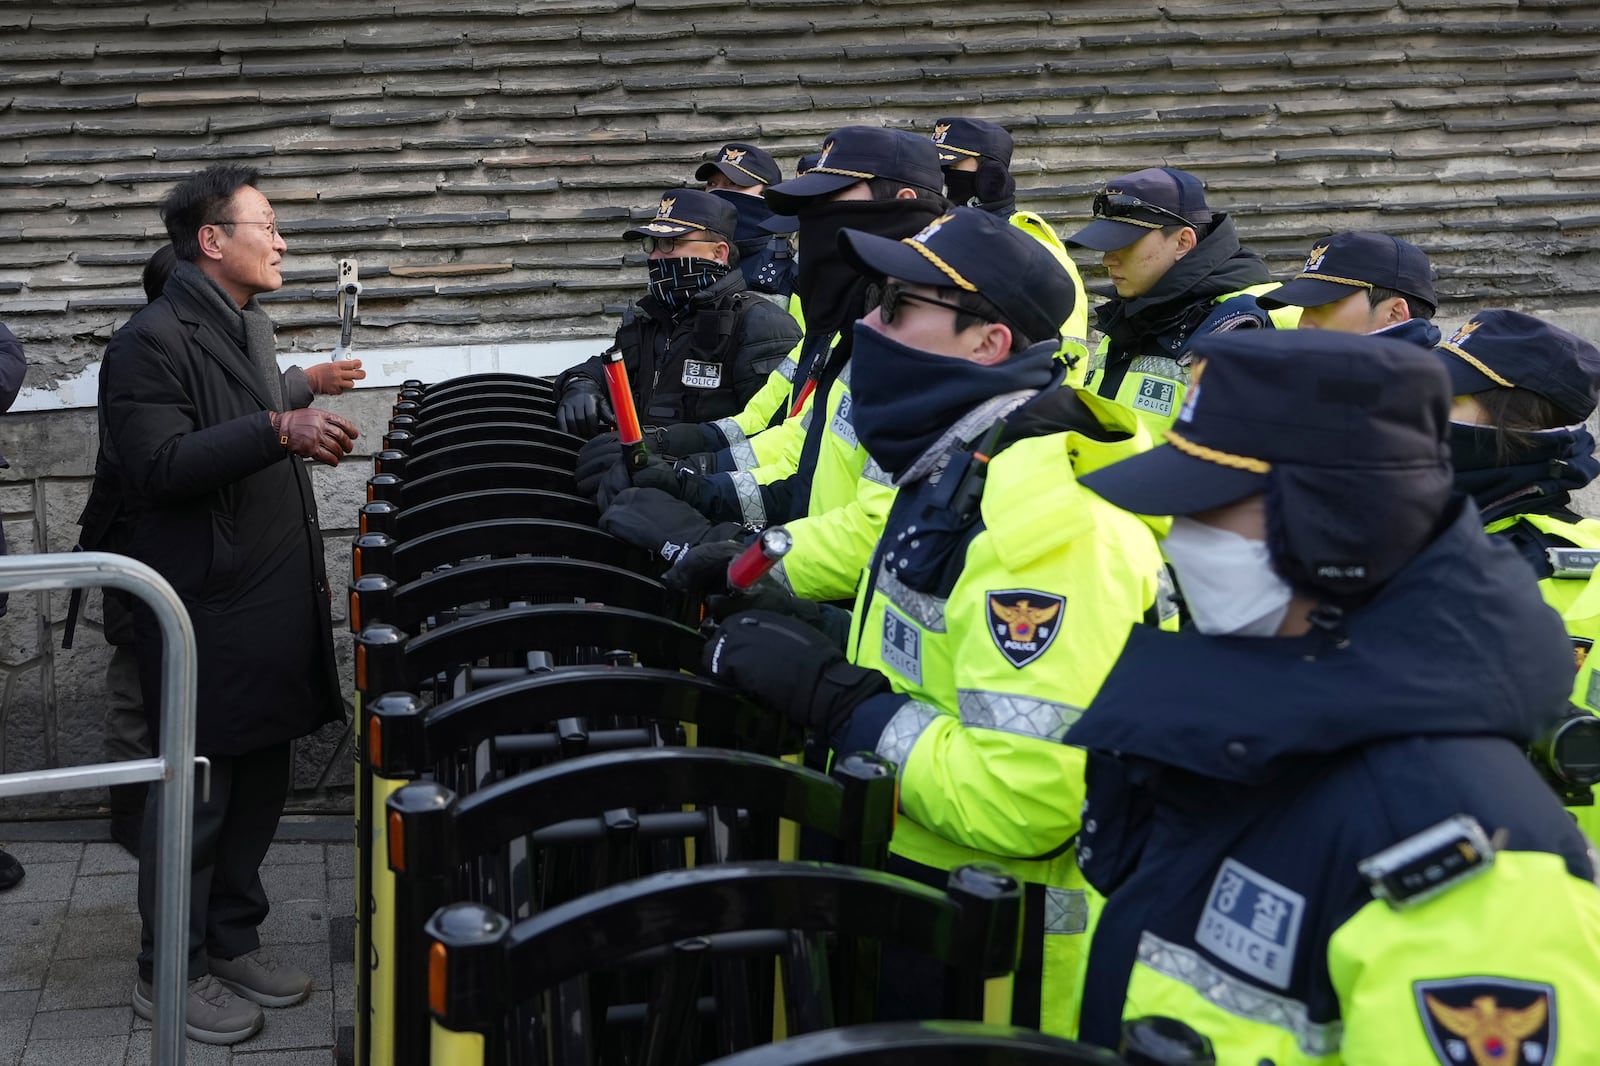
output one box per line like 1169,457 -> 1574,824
943,169 -> 980,207
794,198 -> 943,337
646,256 -> 729,317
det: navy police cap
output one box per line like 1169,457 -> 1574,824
837,206 -> 1072,346
1435,309 -> 1600,425
1080,331 -> 1452,517
695,142 -> 782,188
765,127 -> 944,215
1257,231 -> 1436,312
932,117 -> 1014,167
1067,167 -> 1214,252
622,188 -> 738,243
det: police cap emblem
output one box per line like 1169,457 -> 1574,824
658,196 -> 677,218
723,147 -> 745,164
1303,244 -> 1330,272
1415,977 -> 1556,1066
933,122 -> 951,143
987,590 -> 1065,668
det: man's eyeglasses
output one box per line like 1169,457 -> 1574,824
640,234 -> 719,255
209,220 -> 280,239
1092,191 -> 1194,231
866,281 -> 987,326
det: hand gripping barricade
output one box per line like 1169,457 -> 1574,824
383,748 -> 897,1065
423,861 -> 1025,1066
0,552 -> 200,1066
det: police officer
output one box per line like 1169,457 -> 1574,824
695,207 -> 1170,1037
553,188 -> 799,438
1257,230 -> 1441,347
931,117 -> 1091,373
1433,310 -> 1600,846
1065,168 -> 1296,435
599,127 -> 948,604
697,141 -> 799,300
1066,330 -> 1600,1062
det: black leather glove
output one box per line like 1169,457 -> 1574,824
662,538 -> 745,599
629,453 -> 716,513
648,422 -> 720,458
702,611 -> 890,736
599,487 -> 741,564
556,379 -> 614,438
575,431 -> 634,501
593,460 -> 634,511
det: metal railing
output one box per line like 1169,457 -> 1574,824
0,551 -> 199,1066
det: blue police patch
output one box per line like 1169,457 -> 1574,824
986,589 -> 1065,668
1414,977 -> 1555,1066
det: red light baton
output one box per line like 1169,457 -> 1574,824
602,348 -> 649,472
727,526 -> 792,591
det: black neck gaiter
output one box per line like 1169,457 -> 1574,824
794,198 -> 944,338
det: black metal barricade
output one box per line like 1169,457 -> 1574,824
385,748 -> 896,1066
426,861 -> 1023,1066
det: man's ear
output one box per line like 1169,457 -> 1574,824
1381,296 -> 1411,325
713,240 -> 731,265
197,224 -> 226,263
1173,226 -> 1199,258
894,187 -> 919,200
971,322 -> 1014,366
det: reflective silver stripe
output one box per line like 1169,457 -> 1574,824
1044,887 -> 1089,935
1129,354 -> 1184,383
874,699 -> 941,772
714,417 -> 758,471
726,470 -> 767,529
800,405 -> 814,431
779,358 -> 797,382
862,456 -> 893,487
769,558 -> 792,592
1136,933 -> 1343,1057
957,689 -> 1084,742
878,562 -> 947,633
837,359 -> 852,387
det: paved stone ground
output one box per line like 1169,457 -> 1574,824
0,834 -> 353,1065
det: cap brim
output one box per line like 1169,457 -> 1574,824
623,218 -> 702,240
695,161 -> 764,187
836,229 -> 949,289
1065,218 -> 1159,251
758,212 -> 798,235
1436,350 -> 1502,398
765,171 -> 864,215
1255,277 -> 1362,311
1078,443 -> 1267,517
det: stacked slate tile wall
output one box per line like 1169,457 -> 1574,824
2,0 -> 1598,812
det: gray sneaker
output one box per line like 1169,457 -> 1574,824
208,948 -> 313,1008
132,974 -> 264,1046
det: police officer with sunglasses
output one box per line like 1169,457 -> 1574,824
1066,168 -> 1299,437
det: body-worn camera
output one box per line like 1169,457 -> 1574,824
1530,705 -> 1600,807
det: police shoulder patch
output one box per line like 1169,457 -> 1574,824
1414,977 -> 1556,1066
986,589 -> 1065,668
1194,857 -> 1304,990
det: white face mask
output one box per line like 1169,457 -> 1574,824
1161,516 -> 1294,637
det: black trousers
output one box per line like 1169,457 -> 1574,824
136,743 -> 291,982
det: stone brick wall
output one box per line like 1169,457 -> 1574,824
2,0 -> 1600,812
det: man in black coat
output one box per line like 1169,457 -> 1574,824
99,164 -> 358,1045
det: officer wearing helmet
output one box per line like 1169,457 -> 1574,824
1063,330 -> 1600,1062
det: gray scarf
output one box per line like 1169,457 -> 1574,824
167,260 -> 284,411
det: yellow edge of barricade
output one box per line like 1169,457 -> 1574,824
370,773 -> 407,1066
352,692 -> 367,1066
430,1018 -> 486,1066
